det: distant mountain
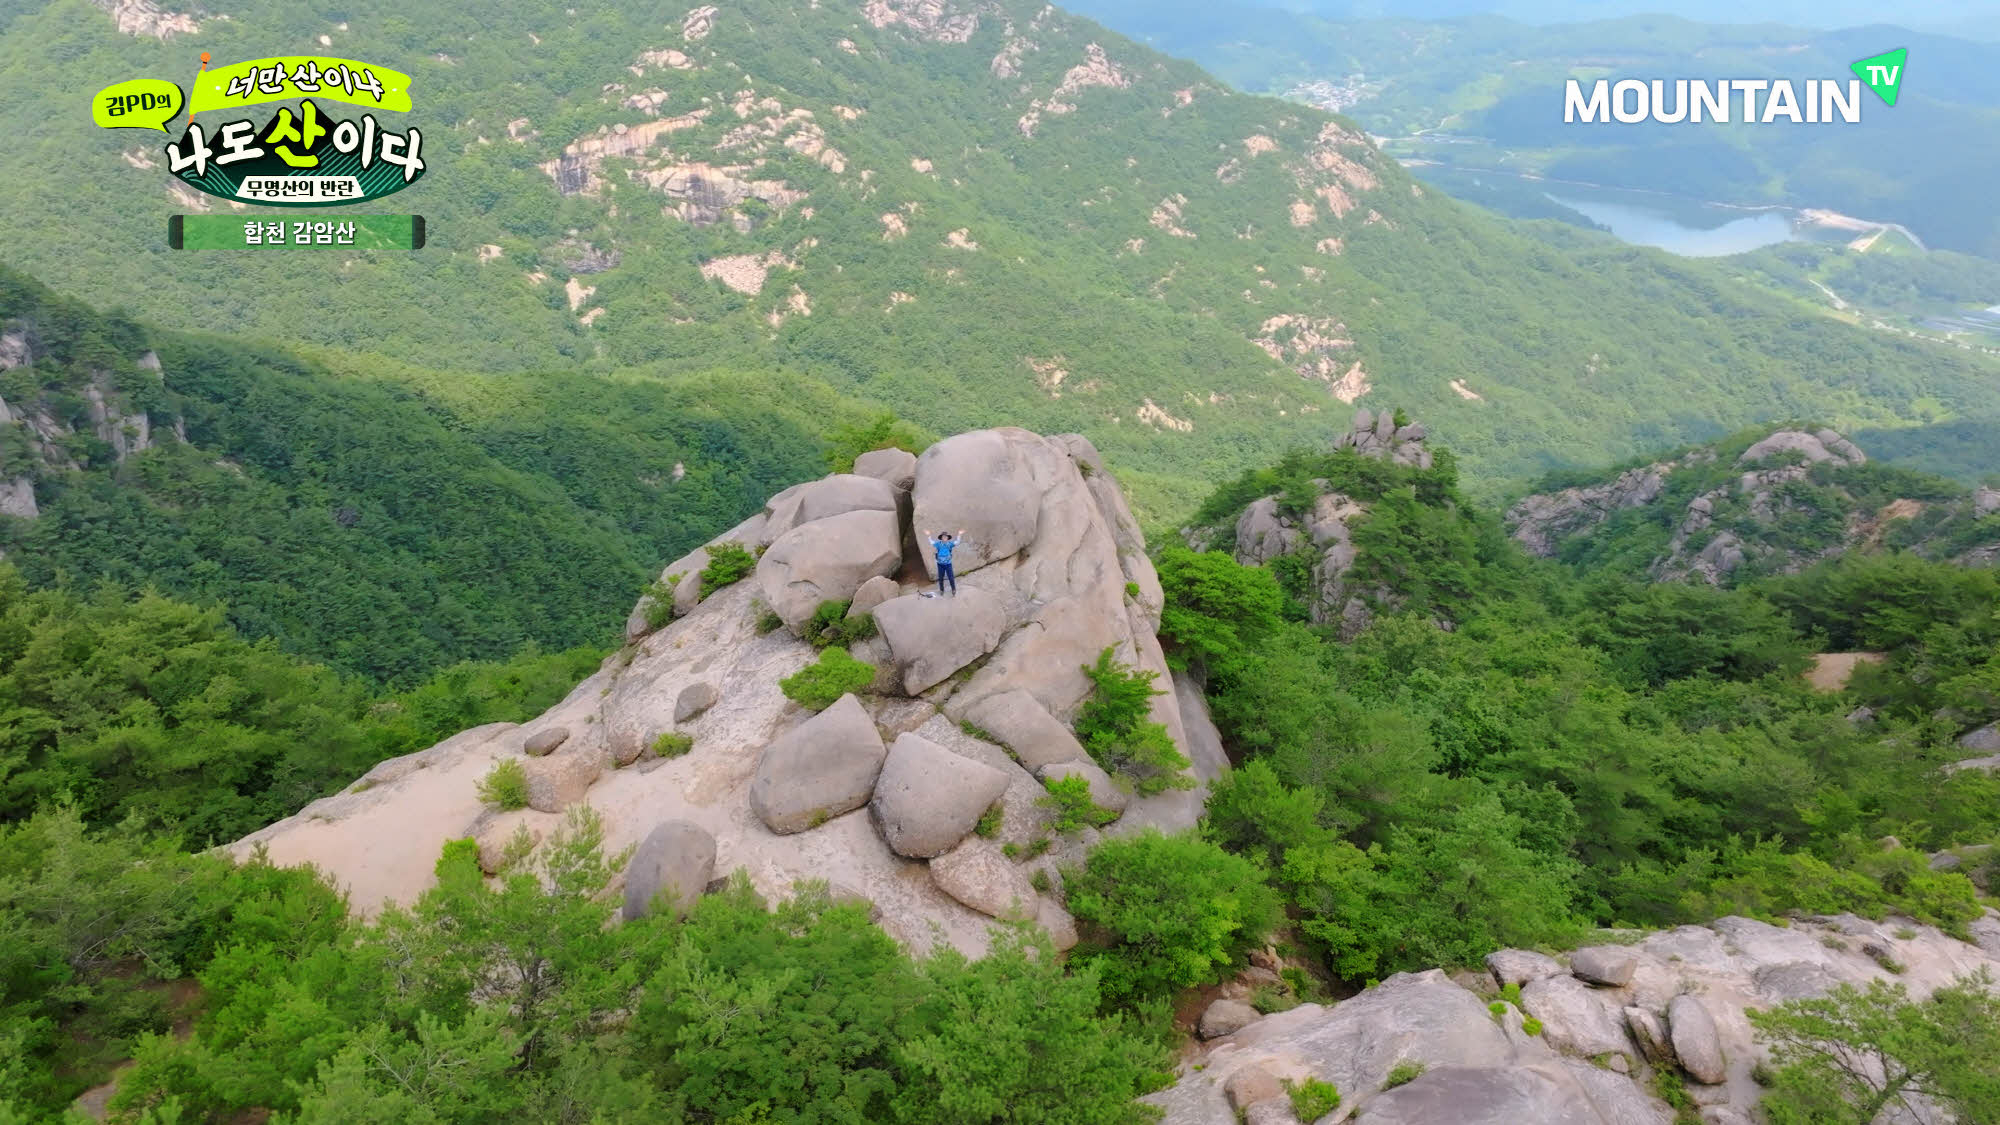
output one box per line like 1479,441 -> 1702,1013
1066,3 -> 2000,260
6,0 -> 2000,524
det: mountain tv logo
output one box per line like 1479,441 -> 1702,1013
1564,48 -> 1905,125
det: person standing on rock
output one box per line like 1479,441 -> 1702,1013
922,528 -> 964,597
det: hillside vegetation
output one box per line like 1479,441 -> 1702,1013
5,0 -> 2000,518
0,265 -> 889,682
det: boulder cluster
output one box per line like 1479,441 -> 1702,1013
1191,408 -> 1434,638
1334,406 -> 1432,468
230,428 -> 1225,955
1153,911 -> 2000,1124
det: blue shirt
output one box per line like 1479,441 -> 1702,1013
934,538 -> 957,564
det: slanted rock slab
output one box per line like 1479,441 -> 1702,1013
872,588 -> 1007,695
957,689 -> 1088,769
910,429 -> 1046,576
623,820 -> 717,921
792,473 -> 901,526
749,694 -> 888,834
871,731 -> 1011,858
1625,1006 -> 1676,1068
928,837 -> 1036,920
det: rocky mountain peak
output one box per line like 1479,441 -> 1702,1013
230,427 -> 1225,955
1506,425 -> 2000,583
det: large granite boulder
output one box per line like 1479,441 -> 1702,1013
872,588 -> 1008,695
909,430 -> 1047,577
870,732 -> 1012,858
1198,999 -> 1261,1041
756,509 -> 903,632
1569,947 -> 1638,987
1357,1063 -> 1672,1125
792,473 -> 902,526
1668,994 -> 1727,1085
853,447 -> 918,490
749,694 -> 888,834
622,820 -> 717,921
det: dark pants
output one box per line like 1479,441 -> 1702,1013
937,562 -> 956,595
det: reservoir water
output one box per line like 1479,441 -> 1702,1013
1544,192 -> 1796,257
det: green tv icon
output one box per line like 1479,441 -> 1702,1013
1851,48 -> 1907,107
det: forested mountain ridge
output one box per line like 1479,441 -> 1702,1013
1505,424 -> 2000,582
0,264 -> 889,683
9,0 -> 2000,516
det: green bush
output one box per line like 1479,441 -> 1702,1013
651,732 -> 693,759
974,803 -> 1004,839
1286,1076 -> 1340,1120
1039,775 -> 1119,833
1075,647 -> 1194,796
1383,1060 -> 1426,1089
803,599 -> 878,649
1066,830 -> 1283,1002
756,608 -> 785,634
477,759 -> 530,811
640,578 -> 676,630
1250,983 -> 1298,1014
699,542 -> 756,601
1522,1016 -> 1544,1037
780,648 -> 876,711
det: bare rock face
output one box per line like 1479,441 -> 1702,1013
1151,914 -> 2000,1124
960,689 -> 1089,770
748,694 -> 887,834
1233,497 -> 1300,567
226,427 -> 1210,959
1507,465 -> 1672,558
755,509 -> 902,632
0,477 -> 37,519
622,819 -> 717,921
871,732 -> 1012,858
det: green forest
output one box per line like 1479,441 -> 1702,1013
5,0 -> 2000,519
5,427 -> 2000,1122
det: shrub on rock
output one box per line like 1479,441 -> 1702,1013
780,648 -> 877,711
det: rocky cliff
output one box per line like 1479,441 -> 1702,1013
230,427 -> 1225,955
0,320 -> 182,519
1506,427 -> 2000,582
1150,910 -> 2000,1125
1183,407 -> 1452,638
